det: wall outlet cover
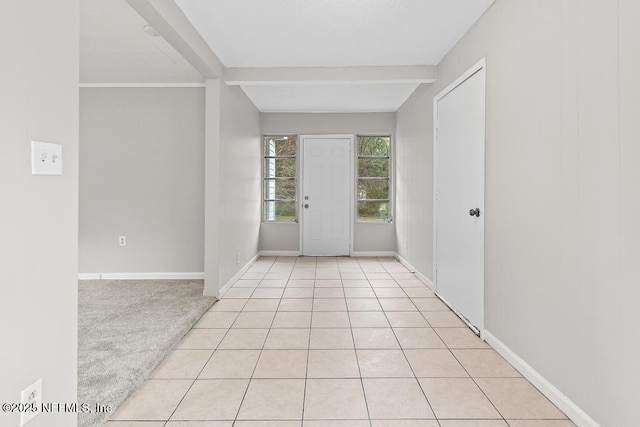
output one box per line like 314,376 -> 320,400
20,378 -> 42,426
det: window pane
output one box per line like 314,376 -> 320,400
358,136 -> 389,156
264,136 -> 296,156
358,201 -> 389,221
263,179 -> 296,200
357,180 -> 389,200
358,158 -> 389,177
264,158 -> 296,178
263,201 -> 296,221
263,135 -> 297,222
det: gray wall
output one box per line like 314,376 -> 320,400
395,84 -> 434,277
394,1 -> 640,425
260,113 -> 396,253
79,88 -> 205,274
218,83 -> 262,286
204,80 -> 261,296
204,80 -> 221,295
0,0 -> 79,425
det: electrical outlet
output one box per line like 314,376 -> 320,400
119,236 -> 127,247
403,238 -> 408,249
236,252 -> 241,264
20,378 -> 42,426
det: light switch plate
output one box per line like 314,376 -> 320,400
31,141 -> 63,175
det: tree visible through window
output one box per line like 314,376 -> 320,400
357,136 -> 391,221
263,135 -> 297,221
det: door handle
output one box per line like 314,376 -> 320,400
304,204 -> 309,209
469,208 -> 480,217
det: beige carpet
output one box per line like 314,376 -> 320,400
77,279 -> 216,427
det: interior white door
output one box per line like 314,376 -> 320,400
435,65 -> 485,332
301,136 -> 353,256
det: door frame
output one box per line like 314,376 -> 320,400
299,134 -> 355,256
432,58 -> 487,336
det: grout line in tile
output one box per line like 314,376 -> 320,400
340,267 -> 373,427
117,257 -> 567,425
230,288 -> 284,421
378,295 -> 438,421
448,349 -> 509,422
157,378 -> 197,423
159,312 -> 241,422
300,300 -> 313,423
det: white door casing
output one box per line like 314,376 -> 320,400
434,59 -> 486,333
301,135 -> 354,256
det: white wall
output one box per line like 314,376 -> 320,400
395,1 -> 640,425
79,88 -> 205,275
204,81 -> 261,296
0,1 -> 78,426
260,113 -> 396,254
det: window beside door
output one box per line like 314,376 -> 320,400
357,135 -> 391,221
263,135 -> 297,221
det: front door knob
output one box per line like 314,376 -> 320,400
469,208 -> 480,217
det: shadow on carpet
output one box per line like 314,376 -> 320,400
77,279 -> 216,427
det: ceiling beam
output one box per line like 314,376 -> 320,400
125,0 -> 224,79
225,65 -> 438,86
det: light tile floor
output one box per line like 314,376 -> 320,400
107,257 -> 575,427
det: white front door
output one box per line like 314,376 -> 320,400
301,135 -> 353,256
435,61 -> 486,333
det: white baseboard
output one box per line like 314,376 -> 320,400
390,253 -> 596,427
351,251 -> 396,257
258,250 -> 395,258
78,273 -> 101,280
484,330 -> 599,427
259,250 -> 301,257
80,83 -> 205,88
393,253 -> 417,271
412,270 -> 433,290
218,253 -> 261,298
78,272 -> 205,280
394,253 -> 435,291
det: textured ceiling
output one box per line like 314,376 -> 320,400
174,0 -> 495,67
